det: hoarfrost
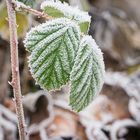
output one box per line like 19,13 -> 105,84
0,126 -> 4,140
41,1 -> 91,23
70,35 -> 105,111
0,105 -> 17,140
40,128 -> 49,140
85,122 -> 108,140
110,119 -> 137,140
129,98 -> 140,123
24,18 -> 80,91
24,91 -> 54,135
0,104 -> 17,123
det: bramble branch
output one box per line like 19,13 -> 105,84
12,0 -> 52,20
6,0 -> 27,139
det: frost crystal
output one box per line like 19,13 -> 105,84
41,1 -> 90,22
70,35 -> 105,112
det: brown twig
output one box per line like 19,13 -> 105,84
6,0 -> 27,140
12,0 -> 52,20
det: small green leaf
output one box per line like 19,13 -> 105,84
43,6 -> 64,18
24,18 -> 80,91
41,1 -> 91,34
70,35 -> 105,112
79,22 -> 90,34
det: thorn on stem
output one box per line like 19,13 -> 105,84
8,81 -> 14,87
8,81 -> 12,86
12,98 -> 16,102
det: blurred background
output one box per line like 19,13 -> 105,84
0,0 -> 140,140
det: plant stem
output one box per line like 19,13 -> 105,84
6,0 -> 27,140
12,0 -> 52,20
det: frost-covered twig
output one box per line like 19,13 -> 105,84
129,98 -> 140,123
6,0 -> 27,139
0,104 -> 17,123
85,122 -> 108,140
0,105 -> 17,140
110,119 -> 137,140
23,91 -> 54,138
12,0 -> 52,20
40,129 -> 48,140
0,116 -> 17,140
0,126 -> 4,140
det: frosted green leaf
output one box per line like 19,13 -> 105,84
70,35 -> 105,112
41,1 -> 91,34
24,18 -> 80,91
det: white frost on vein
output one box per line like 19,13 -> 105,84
41,1 -> 91,23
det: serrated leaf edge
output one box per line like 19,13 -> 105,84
69,35 -> 105,112
24,18 -> 81,92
